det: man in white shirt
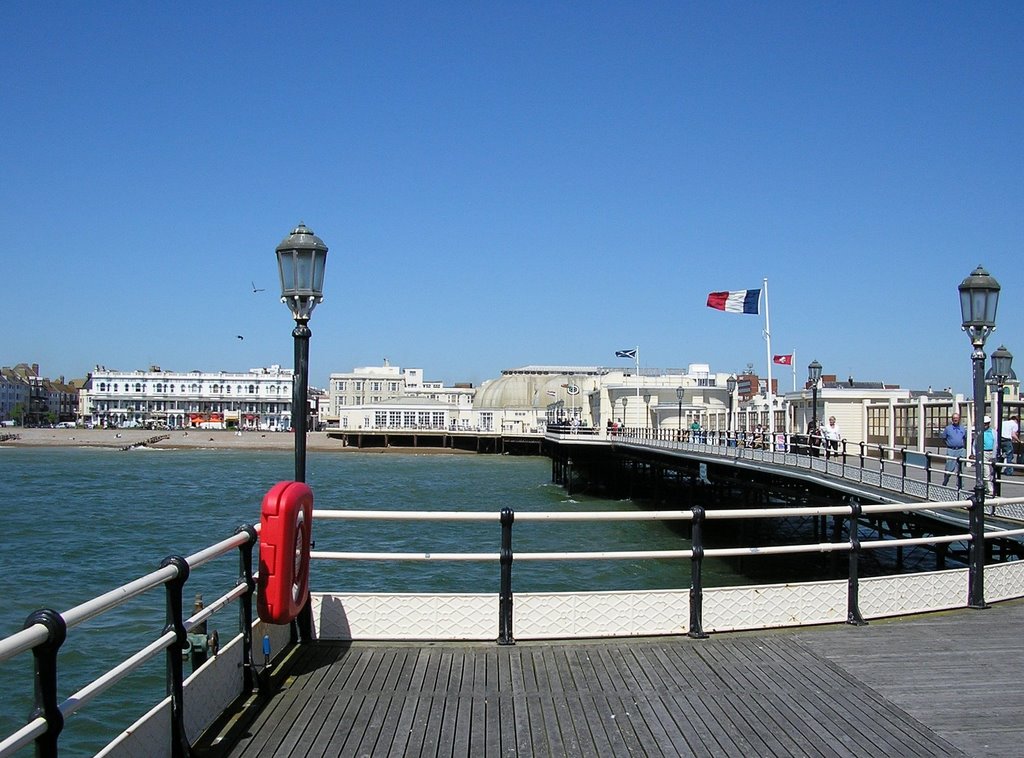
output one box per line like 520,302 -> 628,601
1000,414 -> 1020,476
822,416 -> 842,457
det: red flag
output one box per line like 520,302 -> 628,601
773,354 -> 793,365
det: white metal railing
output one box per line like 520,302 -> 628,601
0,526 -> 265,758
557,427 -> 1024,519
308,497 -> 1024,643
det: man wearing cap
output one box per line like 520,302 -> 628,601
940,412 -> 968,489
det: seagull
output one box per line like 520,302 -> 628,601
236,335 -> 244,340
251,281 -> 265,293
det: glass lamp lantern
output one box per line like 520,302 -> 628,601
991,345 -> 1013,383
276,223 -> 329,321
959,265 -> 1000,347
807,360 -> 822,386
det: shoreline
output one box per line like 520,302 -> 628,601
0,428 -> 474,454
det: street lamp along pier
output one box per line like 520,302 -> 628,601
274,222 -> 328,642
958,264 -> 1000,609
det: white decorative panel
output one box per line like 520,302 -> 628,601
516,590 -> 689,639
313,593 -> 496,640
183,635 -> 244,740
703,581 -> 847,632
98,618 -> 295,758
859,569 -> 967,618
862,471 -> 881,487
987,561 -> 1024,601
881,473 -> 902,490
96,700 -> 169,758
904,479 -> 928,498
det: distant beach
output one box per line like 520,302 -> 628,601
0,428 -> 471,453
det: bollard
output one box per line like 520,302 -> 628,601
188,594 -> 208,671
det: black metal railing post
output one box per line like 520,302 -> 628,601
236,524 -> 258,692
859,441 -> 865,471
688,506 -> 708,639
900,448 -> 908,492
968,492 -> 988,609
24,608 -> 67,758
161,555 -> 192,758
497,507 -> 515,645
846,501 -> 866,626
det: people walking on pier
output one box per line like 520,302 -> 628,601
1000,414 -> 1019,476
807,419 -> 822,456
982,416 -> 996,496
940,412 -> 968,489
823,416 -> 842,457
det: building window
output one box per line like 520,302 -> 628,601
389,382 -> 399,392
867,405 -> 888,441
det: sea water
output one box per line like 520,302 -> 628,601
0,447 -> 737,755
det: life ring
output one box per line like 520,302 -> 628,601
257,481 -> 313,624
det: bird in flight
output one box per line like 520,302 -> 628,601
251,281 -> 265,293
236,335 -> 244,340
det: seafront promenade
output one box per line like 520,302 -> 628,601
0,428 -> 470,453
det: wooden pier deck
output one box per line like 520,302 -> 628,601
211,599 -> 1024,757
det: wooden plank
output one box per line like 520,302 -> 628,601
225,609 -> 1006,758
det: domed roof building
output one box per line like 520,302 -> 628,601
473,366 -> 606,410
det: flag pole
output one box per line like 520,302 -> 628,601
634,346 -> 640,422
792,349 -> 797,392
763,278 -> 774,437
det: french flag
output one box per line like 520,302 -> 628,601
706,289 -> 760,315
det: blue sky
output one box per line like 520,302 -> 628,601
2,2 -> 1022,395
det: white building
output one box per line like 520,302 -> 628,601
327,361 -> 475,430
84,365 -> 296,430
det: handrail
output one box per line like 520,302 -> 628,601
305,497 -> 1024,644
566,426 -> 1023,515
0,523 -> 262,758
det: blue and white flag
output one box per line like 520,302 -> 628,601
615,349 -> 637,359
706,289 -> 760,315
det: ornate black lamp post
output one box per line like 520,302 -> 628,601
276,223 -> 328,483
989,345 -> 1013,496
808,360 -> 822,427
676,386 -> 684,439
959,264 -> 1000,609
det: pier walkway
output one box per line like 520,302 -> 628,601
217,600 -> 1024,757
